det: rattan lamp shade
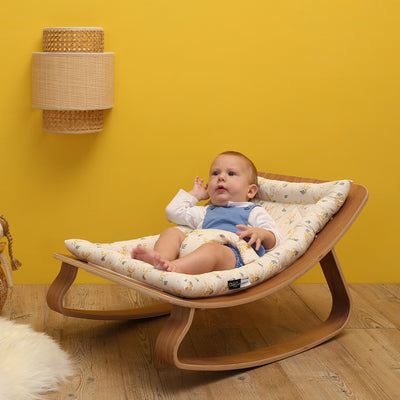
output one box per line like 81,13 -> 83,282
32,27 -> 114,134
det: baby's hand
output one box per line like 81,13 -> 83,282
236,225 -> 269,251
189,176 -> 210,201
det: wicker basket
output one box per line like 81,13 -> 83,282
0,217 -> 22,313
0,243 -> 8,313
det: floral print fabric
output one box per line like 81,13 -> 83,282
65,178 -> 351,298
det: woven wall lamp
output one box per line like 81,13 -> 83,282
32,27 -> 114,134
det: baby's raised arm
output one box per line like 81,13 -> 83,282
165,178 -> 208,229
188,176 -> 210,201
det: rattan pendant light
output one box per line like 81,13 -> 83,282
32,27 -> 114,134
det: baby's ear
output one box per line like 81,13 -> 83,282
247,184 -> 258,200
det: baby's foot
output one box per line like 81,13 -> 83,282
163,262 -> 177,272
131,246 -> 170,271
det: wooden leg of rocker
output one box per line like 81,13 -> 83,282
319,248 -> 352,330
155,249 -> 351,371
155,306 -> 195,367
47,261 -> 172,320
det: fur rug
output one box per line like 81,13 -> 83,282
0,317 -> 73,400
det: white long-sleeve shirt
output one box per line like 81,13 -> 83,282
165,189 -> 282,249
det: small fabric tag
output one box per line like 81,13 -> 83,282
228,277 -> 250,290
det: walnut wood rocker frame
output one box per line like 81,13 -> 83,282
47,173 -> 368,371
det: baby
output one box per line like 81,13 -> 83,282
131,151 -> 282,274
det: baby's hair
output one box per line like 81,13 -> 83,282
217,151 -> 258,185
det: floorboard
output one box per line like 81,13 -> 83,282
1,284 -> 399,400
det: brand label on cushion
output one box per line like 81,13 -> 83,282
228,277 -> 250,290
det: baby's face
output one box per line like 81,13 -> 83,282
207,154 -> 257,206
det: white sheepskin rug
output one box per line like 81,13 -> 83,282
0,317 -> 73,400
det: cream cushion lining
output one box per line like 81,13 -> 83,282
65,177 -> 352,298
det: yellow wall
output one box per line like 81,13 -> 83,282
1,1 -> 399,284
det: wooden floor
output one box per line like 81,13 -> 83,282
2,283 -> 399,400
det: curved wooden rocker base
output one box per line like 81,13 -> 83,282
47,173 -> 368,371
155,250 -> 351,371
47,260 -> 173,320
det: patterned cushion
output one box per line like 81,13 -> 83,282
65,177 -> 351,298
